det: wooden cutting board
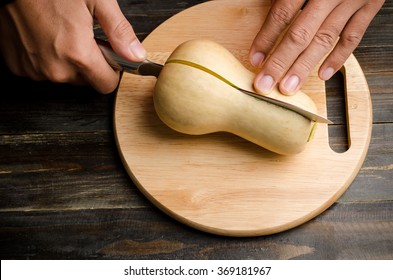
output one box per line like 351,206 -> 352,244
114,0 -> 372,236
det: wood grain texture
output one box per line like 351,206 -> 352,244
1,201 -> 393,259
114,0 -> 372,236
0,0 -> 392,259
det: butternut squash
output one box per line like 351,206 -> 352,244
153,39 -> 318,155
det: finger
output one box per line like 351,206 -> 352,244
319,1 -> 385,80
279,2 -> 353,94
254,0 -> 336,94
249,0 -> 305,67
79,38 -> 121,93
56,30 -> 121,93
1,38 -> 47,81
94,0 -> 146,62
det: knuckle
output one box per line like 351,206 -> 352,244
342,31 -> 363,47
112,19 -> 134,40
296,59 -> 314,73
42,65 -> 68,82
270,6 -> 293,26
288,26 -> 311,46
42,47 -> 89,83
65,45 -> 90,69
269,56 -> 287,73
253,35 -> 277,51
314,29 -> 338,49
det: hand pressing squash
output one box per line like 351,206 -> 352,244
153,39 -> 318,155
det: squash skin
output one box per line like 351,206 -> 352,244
153,39 -> 318,155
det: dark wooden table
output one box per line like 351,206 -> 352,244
1,0 -> 392,260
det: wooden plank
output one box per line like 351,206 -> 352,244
95,0 -> 207,40
1,201 -> 392,259
0,76 -> 114,134
0,131 -> 149,210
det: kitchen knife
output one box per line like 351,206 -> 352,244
236,88 -> 333,124
96,38 -> 332,124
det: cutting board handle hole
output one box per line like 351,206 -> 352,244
326,70 -> 349,153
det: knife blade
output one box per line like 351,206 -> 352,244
237,88 -> 333,124
96,38 -> 332,124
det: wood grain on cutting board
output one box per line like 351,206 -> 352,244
114,0 -> 372,236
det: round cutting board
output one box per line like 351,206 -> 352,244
114,0 -> 372,236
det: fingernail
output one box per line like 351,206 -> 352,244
282,75 -> 300,94
251,52 -> 265,67
320,67 -> 335,80
129,39 -> 146,60
256,75 -> 274,93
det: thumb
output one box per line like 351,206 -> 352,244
94,0 -> 146,61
